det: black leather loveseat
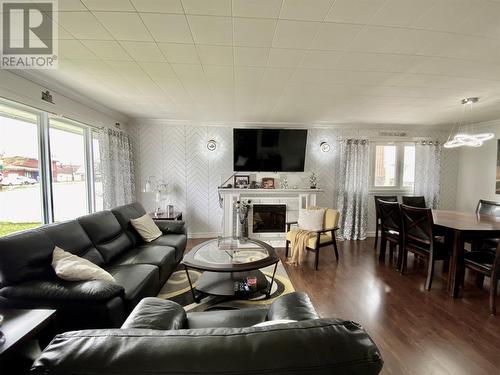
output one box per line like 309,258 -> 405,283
0,202 -> 186,331
32,292 -> 383,374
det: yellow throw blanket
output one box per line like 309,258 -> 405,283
287,229 -> 315,266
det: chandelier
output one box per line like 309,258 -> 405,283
443,97 -> 494,149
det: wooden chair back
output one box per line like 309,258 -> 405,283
374,196 -> 398,218
476,199 -> 500,217
401,204 -> 434,246
402,196 -> 426,208
378,200 -> 401,233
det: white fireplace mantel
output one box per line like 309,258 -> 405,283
219,188 -> 324,240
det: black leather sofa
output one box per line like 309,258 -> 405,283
0,202 -> 186,331
32,292 -> 383,374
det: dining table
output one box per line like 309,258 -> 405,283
432,209 -> 500,298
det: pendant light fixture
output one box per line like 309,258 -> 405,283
444,97 -> 494,149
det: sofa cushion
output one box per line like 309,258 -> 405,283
112,245 -> 176,284
151,234 -> 186,261
0,229 -> 55,287
187,308 -> 268,329
42,220 -> 105,266
130,214 -> 162,242
0,279 -> 124,302
107,264 -> 159,310
78,211 -> 133,264
111,203 -> 147,246
121,298 -> 186,330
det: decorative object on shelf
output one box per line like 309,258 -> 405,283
261,177 -> 275,189
280,174 -> 289,189
249,181 -> 259,189
320,142 -> 330,152
444,97 -> 494,149
235,199 -> 252,238
309,172 -> 318,189
207,139 -> 217,151
234,175 -> 250,188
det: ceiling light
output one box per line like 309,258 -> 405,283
444,98 -> 494,149
320,142 -> 330,152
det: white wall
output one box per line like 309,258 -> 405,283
132,121 -> 459,237
455,120 -> 500,212
0,70 -> 129,130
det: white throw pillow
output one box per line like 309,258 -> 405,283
253,319 -> 297,327
298,208 -> 325,231
52,246 -> 116,283
130,213 -> 162,242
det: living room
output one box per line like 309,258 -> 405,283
0,1 -> 499,374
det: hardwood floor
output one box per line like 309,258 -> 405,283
186,238 -> 500,375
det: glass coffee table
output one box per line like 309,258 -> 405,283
182,237 -> 279,303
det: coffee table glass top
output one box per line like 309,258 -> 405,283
182,237 -> 278,272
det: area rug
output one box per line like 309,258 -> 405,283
157,261 -> 295,312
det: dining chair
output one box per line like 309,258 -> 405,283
378,200 -> 403,268
471,199 -> 500,254
285,208 -> 340,270
374,195 -> 398,249
402,196 -> 426,208
400,204 -> 449,290
462,243 -> 500,315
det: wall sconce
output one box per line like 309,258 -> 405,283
207,139 -> 217,151
320,142 -> 330,152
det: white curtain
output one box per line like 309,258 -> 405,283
414,141 -> 442,209
98,128 -> 135,209
336,139 -> 370,240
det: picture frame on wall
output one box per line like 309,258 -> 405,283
261,177 -> 275,189
234,175 -> 250,188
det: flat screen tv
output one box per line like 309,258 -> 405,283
233,128 -> 308,172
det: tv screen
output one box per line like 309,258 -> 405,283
233,129 -> 308,172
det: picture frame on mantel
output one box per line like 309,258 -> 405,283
261,177 -> 275,189
234,175 -> 250,188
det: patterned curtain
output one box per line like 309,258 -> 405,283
336,139 -> 370,240
414,141 -> 442,209
98,128 -> 135,209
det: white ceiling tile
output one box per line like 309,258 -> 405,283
120,42 -> 166,62
58,0 -> 87,11
268,48 -> 305,67
59,40 -> 97,59
82,0 -> 134,11
58,12 -> 113,40
158,43 -> 199,63
370,0 -> 435,28
414,0 -> 484,33
182,0 -> 231,16
235,66 -> 265,82
234,47 -> 270,66
273,20 -> 320,49
280,0 -> 333,21
187,15 -> 232,45
234,18 -> 277,47
82,40 -> 132,60
326,0 -> 385,24
232,0 -> 282,18
140,13 -> 193,43
130,0 -> 184,13
94,12 -> 153,41
311,23 -> 363,50
301,50 -> 343,69
460,1 -> 500,39
197,45 -> 233,65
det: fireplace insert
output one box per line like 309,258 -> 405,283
253,204 -> 286,233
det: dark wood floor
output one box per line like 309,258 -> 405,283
186,238 -> 500,375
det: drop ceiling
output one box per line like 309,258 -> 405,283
13,0 -> 500,126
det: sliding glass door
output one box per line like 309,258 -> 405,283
0,103 -> 43,236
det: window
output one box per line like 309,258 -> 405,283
0,98 -> 104,236
49,119 -> 88,221
371,142 -> 415,192
0,104 -> 43,236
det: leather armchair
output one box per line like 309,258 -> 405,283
31,292 -> 383,375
